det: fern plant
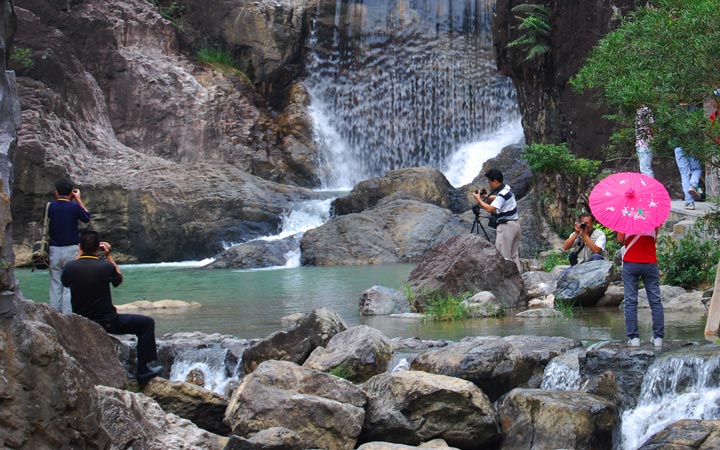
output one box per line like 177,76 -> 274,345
507,3 -> 552,62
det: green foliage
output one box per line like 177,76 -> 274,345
656,228 -> 720,288
148,0 -> 184,24
571,0 -> 720,168
507,3 -> 552,62
10,47 -> 33,69
522,143 -> 601,179
422,291 -> 470,322
543,250 -> 568,272
554,299 -> 575,318
328,364 -> 352,380
594,224 -> 620,259
196,48 -> 252,84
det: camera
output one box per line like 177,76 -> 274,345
580,223 -> 587,230
474,188 -> 488,196
472,204 -> 482,215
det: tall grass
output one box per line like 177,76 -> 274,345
196,48 -> 252,84
423,291 -> 470,322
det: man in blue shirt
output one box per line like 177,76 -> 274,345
48,179 -> 90,312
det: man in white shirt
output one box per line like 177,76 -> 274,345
562,212 -> 606,266
472,168 -> 521,272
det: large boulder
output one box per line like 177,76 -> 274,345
360,371 -> 500,449
359,285 -> 411,316
406,234 -> 526,308
496,388 -> 619,450
554,260 -> 615,307
303,325 -> 393,383
224,360 -> 367,450
410,335 -> 581,401
638,419 -> 720,450
24,300 -> 127,387
96,385 -> 225,449
242,308 -> 347,373
358,442 -> 460,450
0,300 -> 111,449
224,427 -> 304,450
206,236 -> 299,269
301,198 -> 467,265
521,271 -> 557,299
471,144 -> 533,200
140,378 -> 230,436
331,167 -> 467,216
579,341 -> 656,410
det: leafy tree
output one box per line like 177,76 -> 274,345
571,0 -> 720,166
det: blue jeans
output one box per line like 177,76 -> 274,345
623,262 -> 664,339
636,145 -> 654,178
674,147 -> 701,203
101,314 -> 158,373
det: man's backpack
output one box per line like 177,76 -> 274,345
30,202 -> 50,271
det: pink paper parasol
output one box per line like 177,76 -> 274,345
589,172 -> 671,234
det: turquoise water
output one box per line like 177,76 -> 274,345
15,264 -> 708,342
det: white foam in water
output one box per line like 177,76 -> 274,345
257,198 -> 334,241
120,258 -> 215,269
442,120 -> 524,187
540,355 -> 581,391
621,355 -> 720,450
169,348 -> 241,396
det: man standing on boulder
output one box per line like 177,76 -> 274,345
472,169 -> 522,272
62,230 -> 163,383
48,179 -> 90,313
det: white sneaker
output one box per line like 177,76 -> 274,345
685,202 -> 695,210
628,337 -> 640,347
652,337 -> 663,347
688,186 -> 701,201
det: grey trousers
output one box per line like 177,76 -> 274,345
496,220 -> 522,272
49,245 -> 78,313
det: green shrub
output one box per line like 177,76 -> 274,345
657,229 -> 720,288
522,143 -> 601,179
422,291 -> 470,322
10,47 -> 33,69
594,224 -> 620,260
543,250 -> 568,272
196,47 -> 252,84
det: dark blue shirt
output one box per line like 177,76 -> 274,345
48,199 -> 91,246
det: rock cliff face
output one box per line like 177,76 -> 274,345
10,0 -> 321,262
493,0 -> 636,158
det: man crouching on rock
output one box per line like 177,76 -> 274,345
61,230 -> 163,383
472,168 -> 522,272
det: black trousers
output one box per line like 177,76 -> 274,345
103,314 -> 158,372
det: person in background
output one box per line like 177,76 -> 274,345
48,179 -> 90,313
562,212 -> 606,266
635,103 -> 655,178
618,228 -> 663,347
473,168 -> 522,272
674,103 -> 703,210
61,230 -> 163,383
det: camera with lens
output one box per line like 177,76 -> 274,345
472,204 -> 482,216
580,223 -> 587,231
474,187 -> 488,196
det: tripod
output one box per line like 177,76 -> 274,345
470,207 -> 491,242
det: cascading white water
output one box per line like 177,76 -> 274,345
540,352 -> 581,391
621,354 -> 720,450
305,0 -> 522,189
169,346 -> 241,395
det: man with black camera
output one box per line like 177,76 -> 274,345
472,168 -> 521,272
62,230 -> 163,384
562,212 -> 606,266
48,179 -> 91,313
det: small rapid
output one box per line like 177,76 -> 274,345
621,354 -> 720,450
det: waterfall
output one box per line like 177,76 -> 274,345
540,352 -> 581,391
305,0 -> 521,189
169,345 -> 242,396
621,354 -> 720,450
